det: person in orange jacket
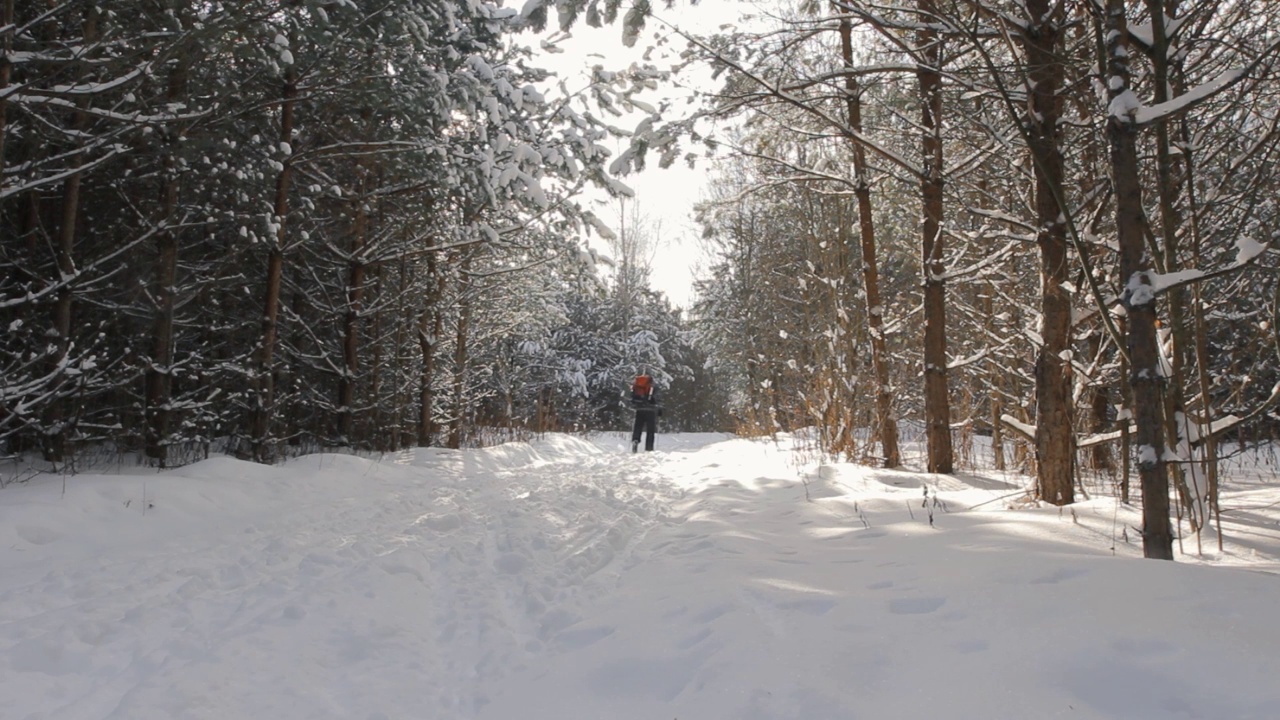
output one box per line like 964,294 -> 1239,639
629,373 -> 661,452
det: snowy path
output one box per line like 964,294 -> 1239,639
3,438 -> 675,719
4,434 -> 1280,719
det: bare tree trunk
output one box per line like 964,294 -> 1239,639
0,0 -> 14,182
391,258 -> 410,448
337,105 -> 379,445
984,282 -> 1006,471
418,251 -> 444,446
917,0 -> 953,474
338,187 -> 367,444
839,14 -> 900,468
1142,0 -> 1204,533
1118,314 -> 1132,504
1105,0 -> 1172,559
1026,0 -> 1075,504
369,265 -> 383,449
1184,120 -> 1221,548
145,32 -> 190,466
43,4 -> 100,463
1086,330 -> 1115,472
448,256 -> 473,450
251,64 -> 297,463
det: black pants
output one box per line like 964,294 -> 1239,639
631,409 -> 658,451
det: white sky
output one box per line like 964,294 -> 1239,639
536,3 -> 747,310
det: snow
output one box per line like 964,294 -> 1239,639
1134,69 -> 1245,125
1125,270 -> 1155,307
1150,267 -> 1205,292
1108,88 -> 1142,120
1138,444 -> 1159,466
1149,236 -> 1269,294
1234,235 -> 1269,265
4,434 -> 1280,720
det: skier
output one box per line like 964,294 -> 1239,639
629,373 -> 661,453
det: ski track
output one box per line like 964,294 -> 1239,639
0,438 -> 680,720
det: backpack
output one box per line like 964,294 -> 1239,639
631,374 -> 653,398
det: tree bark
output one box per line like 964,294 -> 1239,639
1086,329 -> 1115,472
982,282 -> 1006,471
251,63 -> 298,463
0,0 -> 14,183
145,27 -> 190,466
448,255 -> 473,450
369,265 -> 385,450
1105,0 -> 1172,559
43,3 -> 100,463
418,250 -> 445,446
916,0 -> 953,474
1025,0 -> 1075,504
839,14 -> 900,468
1183,118 -> 1221,547
391,258 -> 412,448
338,184 -> 367,444
1142,0 -> 1204,531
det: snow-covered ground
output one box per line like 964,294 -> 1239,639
4,433 -> 1280,719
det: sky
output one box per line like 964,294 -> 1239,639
537,3 -> 748,310
595,161 -> 710,310
4,432 -> 1280,719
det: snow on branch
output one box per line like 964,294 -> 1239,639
999,414 -> 1035,443
1151,236 -> 1270,296
583,211 -> 617,241
967,208 -> 1036,233
1133,68 -> 1245,125
37,66 -> 150,97
5,92 -> 209,124
1126,14 -> 1189,54
947,348 -> 990,371
0,145 -> 126,200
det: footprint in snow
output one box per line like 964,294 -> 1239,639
16,525 -> 60,545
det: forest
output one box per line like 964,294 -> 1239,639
3,0 -> 1279,560
1,0 -> 730,471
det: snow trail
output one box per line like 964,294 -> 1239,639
4,433 -> 1280,719
2,437 -> 679,719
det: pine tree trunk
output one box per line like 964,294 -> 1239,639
418,251 -> 444,446
917,0 -> 952,474
1105,0 -> 1172,559
839,15 -> 900,468
0,0 -> 13,183
1086,329 -> 1115,472
145,36 -> 190,466
392,258 -> 412,449
338,192 -> 367,444
251,64 -> 298,463
1184,121 -> 1221,547
370,266 -> 385,450
1026,0 -> 1075,504
1143,0 -> 1204,530
448,256 -> 473,450
982,281 -> 1006,471
43,4 -> 100,463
